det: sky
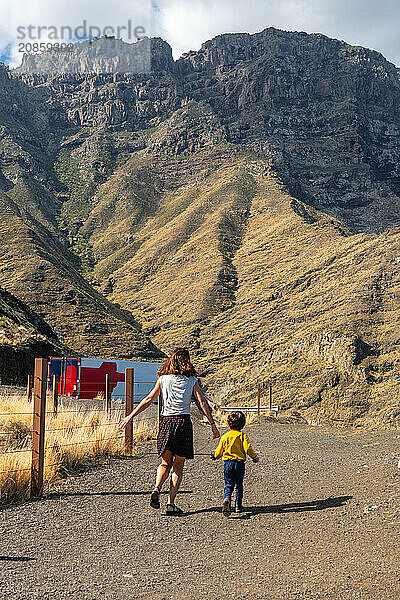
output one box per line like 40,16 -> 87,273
1,0 -> 400,67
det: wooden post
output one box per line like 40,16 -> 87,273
31,358 -> 48,498
52,374 -> 58,414
27,374 -> 33,402
269,381 -> 272,411
105,373 -> 111,414
257,382 -> 261,416
125,368 -> 134,452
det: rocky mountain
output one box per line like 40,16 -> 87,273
1,29 -> 400,425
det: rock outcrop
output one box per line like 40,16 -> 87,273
0,287 -> 64,385
16,29 -> 400,233
17,36 -> 174,75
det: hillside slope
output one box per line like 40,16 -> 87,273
102,153 -> 400,428
0,189 -> 162,360
0,286 -> 64,384
1,29 -> 400,423
0,64 -> 163,360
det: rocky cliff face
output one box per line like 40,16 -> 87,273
16,29 -> 400,233
1,29 -> 400,424
17,37 -> 174,75
177,30 -> 400,233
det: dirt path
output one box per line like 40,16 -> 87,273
1,421 -> 400,600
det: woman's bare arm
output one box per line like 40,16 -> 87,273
193,382 -> 220,439
118,380 -> 161,429
193,393 -> 206,416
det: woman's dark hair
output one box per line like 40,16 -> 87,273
227,411 -> 246,431
158,348 -> 197,377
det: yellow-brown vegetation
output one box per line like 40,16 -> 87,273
0,394 -> 156,504
100,152 -> 400,428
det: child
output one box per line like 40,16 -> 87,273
212,411 -> 259,516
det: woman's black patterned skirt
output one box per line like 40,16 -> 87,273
157,415 -> 194,459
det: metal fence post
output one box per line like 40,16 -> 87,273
53,374 -> 58,415
125,368 -> 134,452
31,358 -> 48,498
27,374 -> 33,402
105,373 -> 111,414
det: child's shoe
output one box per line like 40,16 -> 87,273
222,498 -> 231,517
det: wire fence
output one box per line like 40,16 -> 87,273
0,412 -> 34,416
0,431 -> 33,436
0,465 -> 33,475
0,447 -> 31,455
0,463 -> 61,476
46,417 -> 155,432
49,379 -> 157,385
44,408 -> 124,415
46,435 -> 125,450
1,360 -> 159,496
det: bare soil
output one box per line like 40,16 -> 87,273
1,421 -> 400,600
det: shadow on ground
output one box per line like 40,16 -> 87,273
47,490 -> 193,499
0,556 -> 35,561
184,495 -> 353,518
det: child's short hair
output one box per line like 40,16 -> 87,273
227,411 -> 246,430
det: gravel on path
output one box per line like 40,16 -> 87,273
1,421 -> 400,600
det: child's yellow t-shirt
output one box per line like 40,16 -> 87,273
214,429 -> 257,461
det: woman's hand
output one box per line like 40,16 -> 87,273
118,415 -> 132,430
211,423 -> 220,439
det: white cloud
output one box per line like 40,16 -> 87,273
0,0 -> 153,67
153,0 -> 400,65
1,0 -> 399,67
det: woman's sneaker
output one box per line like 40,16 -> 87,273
150,489 -> 160,509
235,505 -> 243,513
222,498 -> 231,517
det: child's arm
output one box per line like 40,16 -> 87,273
212,437 -> 224,460
243,434 -> 259,462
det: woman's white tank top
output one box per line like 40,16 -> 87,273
159,374 -> 197,416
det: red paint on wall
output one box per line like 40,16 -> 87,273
79,362 -> 125,399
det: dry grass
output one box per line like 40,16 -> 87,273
0,394 -> 156,505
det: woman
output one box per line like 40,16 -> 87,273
118,348 -> 220,515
